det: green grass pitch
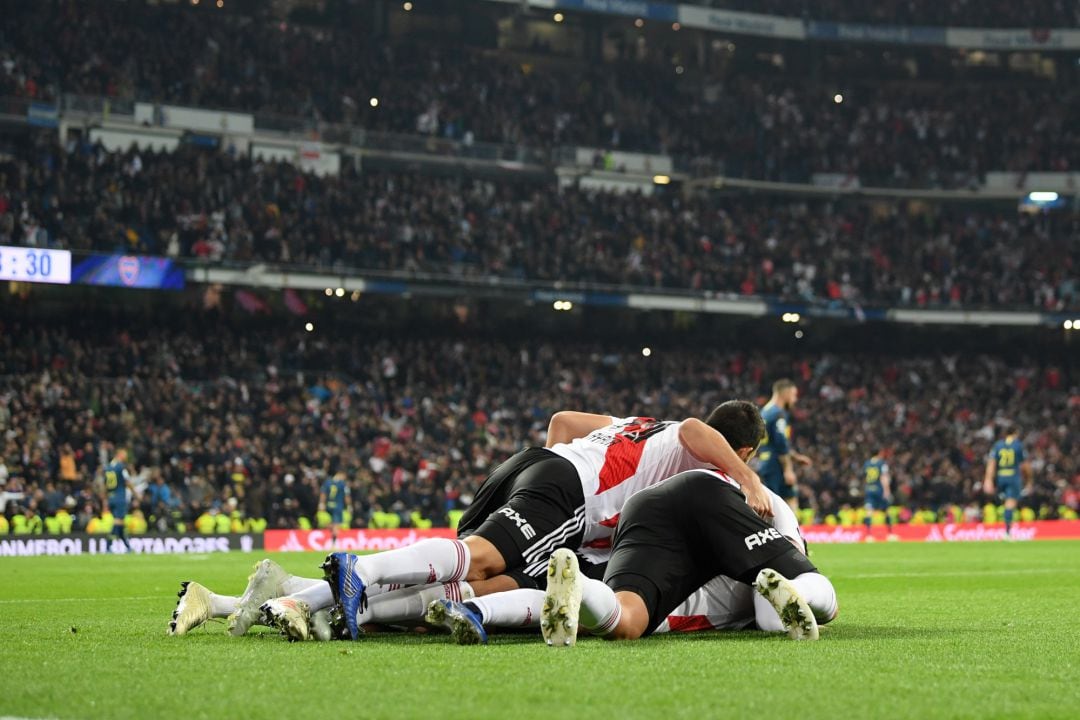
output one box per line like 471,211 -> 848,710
2,541 -> 1079,720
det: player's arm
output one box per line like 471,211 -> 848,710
1021,461 -> 1033,489
780,454 -> 797,486
790,451 -> 813,467
881,469 -> 892,502
677,418 -> 772,518
545,411 -> 615,448
983,457 -> 996,494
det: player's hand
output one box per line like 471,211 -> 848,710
783,469 -> 797,487
792,452 -> 813,467
743,481 -> 774,519
982,482 -> 993,496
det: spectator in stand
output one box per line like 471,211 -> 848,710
0,311 -> 1076,533
1,132 -> 1076,312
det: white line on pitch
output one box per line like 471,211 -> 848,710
0,595 -> 161,604
847,568 -> 1060,579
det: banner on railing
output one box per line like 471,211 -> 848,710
0,533 -> 262,557
264,528 -> 456,553
802,520 -> 1080,544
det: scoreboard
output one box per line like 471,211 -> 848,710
0,245 -> 72,284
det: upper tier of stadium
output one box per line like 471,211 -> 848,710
689,0 -> 1080,29
2,1 -> 1078,192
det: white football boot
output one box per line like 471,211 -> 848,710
541,549 -> 583,647
227,559 -> 291,636
261,598 -> 312,642
169,581 -> 213,636
754,568 -> 820,641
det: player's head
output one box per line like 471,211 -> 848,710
771,378 -> 798,407
115,448 -> 128,463
1003,425 -> 1017,438
703,400 -> 766,461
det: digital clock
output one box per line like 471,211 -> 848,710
0,245 -> 72,285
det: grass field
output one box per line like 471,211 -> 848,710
2,542 -> 1079,720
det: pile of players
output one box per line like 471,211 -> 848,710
168,394 -> 838,646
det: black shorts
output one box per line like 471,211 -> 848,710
457,447 -> 586,582
603,470 -> 817,635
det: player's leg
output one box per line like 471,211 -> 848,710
863,501 -> 875,538
1002,480 -> 1019,536
326,449 -> 584,639
169,581 -> 240,635
546,483 -> 704,644
753,571 -> 838,633
111,508 -> 133,552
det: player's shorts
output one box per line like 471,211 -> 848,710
329,507 -> 344,525
761,470 -> 796,500
604,470 -> 817,635
457,447 -> 585,583
109,503 -> 127,522
864,488 -> 889,512
997,476 -> 1021,501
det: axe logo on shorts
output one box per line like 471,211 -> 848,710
744,527 -> 783,550
496,507 -> 536,540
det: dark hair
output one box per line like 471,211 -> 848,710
703,400 -> 766,452
772,378 -> 796,395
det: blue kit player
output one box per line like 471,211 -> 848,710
320,472 -> 351,529
758,379 -> 812,512
862,450 -> 895,541
984,427 -> 1030,538
104,448 -> 133,553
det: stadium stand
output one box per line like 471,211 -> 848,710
2,2 -> 1078,187
0,310 -> 1076,535
1,132 -> 1077,311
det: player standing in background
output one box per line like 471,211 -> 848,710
758,379 -> 812,512
983,427 -> 1031,539
104,448 -> 133,553
862,449 -> 895,541
320,471 -> 351,529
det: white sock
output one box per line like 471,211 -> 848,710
366,583 -> 406,599
358,582 -> 474,625
287,582 -> 335,612
792,572 -> 838,623
208,592 -> 239,618
280,574 -> 324,595
753,572 -> 838,631
354,539 -> 471,587
579,578 -> 621,635
467,589 -> 545,628
753,592 -> 785,632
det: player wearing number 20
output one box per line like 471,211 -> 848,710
983,427 -> 1031,538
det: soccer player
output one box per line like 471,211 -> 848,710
425,485 -> 837,644
320,471 -> 351,529
862,449 -> 895,541
540,465 -> 838,646
758,379 -> 812,512
104,449 -> 133,553
261,403 -> 771,640
983,426 -> 1030,538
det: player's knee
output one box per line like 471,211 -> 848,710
461,535 -> 507,580
605,591 -> 649,640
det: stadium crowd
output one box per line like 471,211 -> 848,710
1,2 -> 1078,187
695,0 -> 1080,29
0,313 -> 1077,536
1,133 -> 1077,312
